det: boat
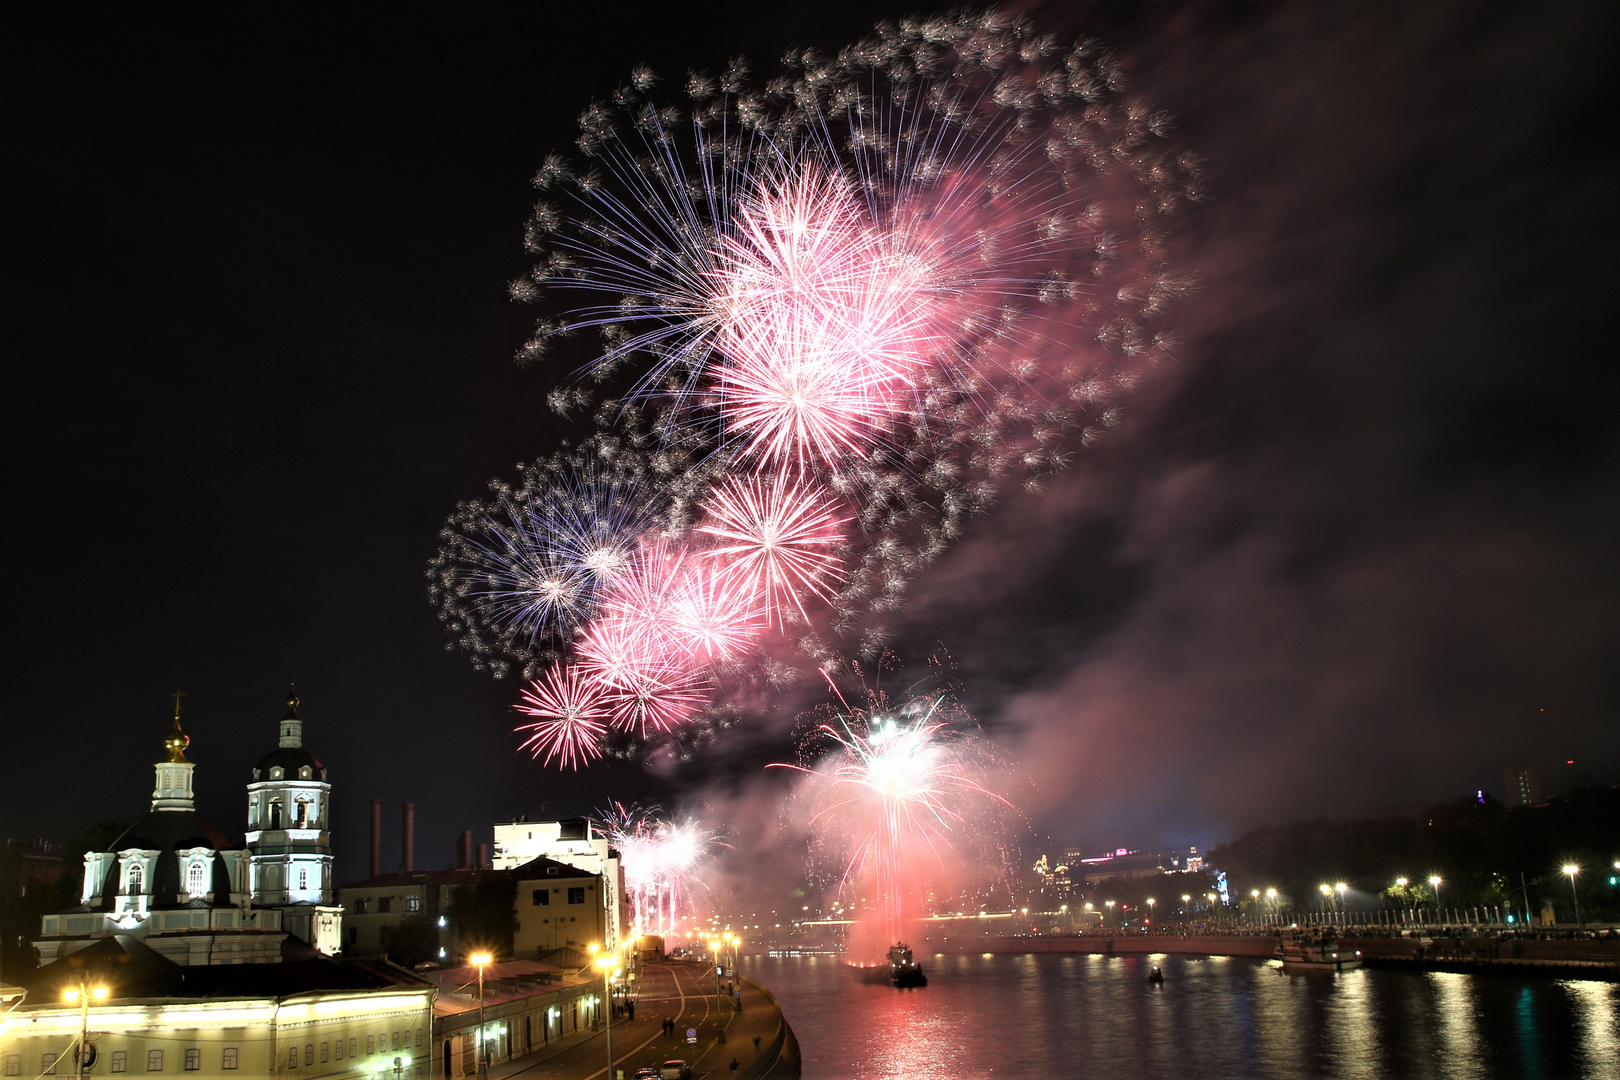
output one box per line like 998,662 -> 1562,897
842,943 -> 928,987
1276,933 -> 1362,971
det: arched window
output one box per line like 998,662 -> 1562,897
297,866 -> 309,890
127,862 -> 143,896
295,799 -> 309,828
187,861 -> 207,896
269,802 -> 283,830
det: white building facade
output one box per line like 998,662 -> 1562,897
490,820 -> 626,951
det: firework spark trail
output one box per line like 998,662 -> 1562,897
515,663 -> 609,769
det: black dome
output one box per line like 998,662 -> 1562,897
253,746 -> 325,778
96,810 -> 237,910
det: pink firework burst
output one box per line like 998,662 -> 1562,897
697,474 -> 849,626
711,168 -> 943,469
665,560 -> 763,662
515,663 -> 608,769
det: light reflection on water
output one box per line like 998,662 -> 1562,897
742,951 -> 1619,1079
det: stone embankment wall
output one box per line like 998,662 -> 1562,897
929,934 -> 1279,958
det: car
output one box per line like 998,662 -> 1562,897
633,1069 -> 661,1080
659,1061 -> 692,1080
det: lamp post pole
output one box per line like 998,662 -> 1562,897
1428,877 -> 1443,926
1562,866 -> 1582,928
470,953 -> 491,1080
595,957 -> 619,1080
713,937 -> 726,1044
64,981 -> 108,1080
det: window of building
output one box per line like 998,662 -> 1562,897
391,1033 -> 400,1052
379,926 -> 391,946
110,1054 -> 127,1075
221,1048 -> 238,1071
532,889 -> 549,906
352,897 -> 369,914
184,1048 -> 200,1071
348,1040 -> 357,1059
289,1046 -> 298,1069
270,803 -> 283,829
406,895 -> 421,912
298,866 -> 309,890
42,1054 -> 56,1076
127,863 -> 143,896
187,861 -> 206,895
415,1029 -> 423,1048
320,1043 -> 329,1063
4,1055 -> 18,1076
366,1037 -> 375,1057
332,1041 -> 342,1062
148,1050 -> 164,1072
377,897 -> 392,914
295,800 -> 308,827
567,888 -> 585,904
304,1045 -> 313,1066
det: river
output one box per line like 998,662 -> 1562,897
741,950 -> 1619,1079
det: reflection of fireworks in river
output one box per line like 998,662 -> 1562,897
600,803 -> 723,937
777,676 -> 1015,957
429,8 -> 1202,762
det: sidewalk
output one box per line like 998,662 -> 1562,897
477,961 -> 796,1080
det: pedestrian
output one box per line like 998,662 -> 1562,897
752,1035 -> 760,1053
729,1058 -> 739,1077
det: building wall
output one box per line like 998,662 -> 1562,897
512,872 -> 604,958
0,989 -> 433,1080
434,981 -> 602,1079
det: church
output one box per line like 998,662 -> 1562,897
35,689 -> 343,964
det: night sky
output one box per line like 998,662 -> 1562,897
4,1 -> 1616,888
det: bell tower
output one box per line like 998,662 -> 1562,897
244,686 -> 342,954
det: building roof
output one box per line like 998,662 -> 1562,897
420,960 -> 587,1018
511,855 -> 596,881
252,745 -> 326,777
18,934 -> 431,1001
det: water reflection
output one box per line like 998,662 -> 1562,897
743,952 -> 1614,1080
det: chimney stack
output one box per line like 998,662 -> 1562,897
457,830 -> 472,871
402,802 -> 416,872
476,842 -> 490,871
369,798 -> 382,879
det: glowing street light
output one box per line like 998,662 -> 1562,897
63,982 -> 109,1080
1395,877 -> 1408,888
469,952 -> 492,1079
1428,876 -> 1443,923
1265,888 -> 1278,903
1562,864 -> 1582,928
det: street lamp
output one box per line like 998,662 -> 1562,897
1104,900 -> 1115,927
711,936 -> 726,1044
595,954 -> 620,1079
63,982 -> 109,1080
469,952 -> 492,1079
1428,876 -> 1443,923
1562,864 -> 1582,928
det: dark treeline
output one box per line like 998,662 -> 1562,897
1209,786 -> 1619,921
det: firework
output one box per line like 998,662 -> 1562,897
515,663 -> 609,769
600,804 -> 723,937
432,8 -> 1200,765
697,474 -> 849,627
779,680 -> 1014,956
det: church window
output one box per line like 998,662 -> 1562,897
295,800 -> 308,828
187,861 -> 206,895
148,1050 -> 164,1072
270,802 -> 283,829
111,1053 -> 127,1073
298,866 -> 309,890
221,1049 -> 237,1071
184,1048 -> 200,1071
127,863 -> 143,895
300,766 -> 312,779
271,767 -> 283,779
